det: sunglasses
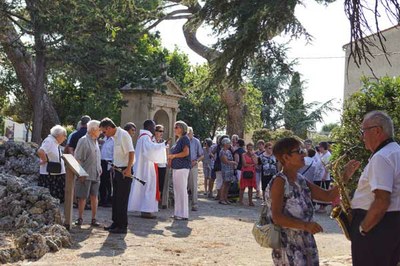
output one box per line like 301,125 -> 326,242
288,148 -> 307,155
156,130 -> 164,133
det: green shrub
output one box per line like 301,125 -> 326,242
332,76 -> 400,191
252,128 -> 295,143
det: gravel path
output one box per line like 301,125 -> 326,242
13,191 -> 352,266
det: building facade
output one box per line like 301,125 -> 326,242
343,25 -> 400,100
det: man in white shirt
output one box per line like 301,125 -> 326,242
345,111 -> 400,266
128,120 -> 167,218
100,118 -> 135,234
99,135 -> 114,207
315,141 -> 332,213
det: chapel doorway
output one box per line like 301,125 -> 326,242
153,109 -> 170,140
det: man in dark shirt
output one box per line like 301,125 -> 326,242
68,115 -> 91,155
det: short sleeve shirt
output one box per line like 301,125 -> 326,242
39,135 -> 66,175
74,134 -> 102,181
113,127 -> 135,167
171,135 -> 191,169
69,127 -> 87,150
351,142 -> 400,211
190,137 -> 204,161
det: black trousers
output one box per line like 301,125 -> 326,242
99,160 -> 112,204
313,180 -> 332,207
111,168 -> 132,229
158,166 -> 167,195
261,174 -> 273,192
350,209 -> 400,266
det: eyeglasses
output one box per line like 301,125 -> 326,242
359,125 -> 380,135
288,148 -> 307,155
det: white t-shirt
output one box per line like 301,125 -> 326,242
112,127 -> 135,167
319,151 -> 331,181
39,135 -> 66,175
351,142 -> 400,211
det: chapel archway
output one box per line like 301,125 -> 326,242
153,109 -> 170,140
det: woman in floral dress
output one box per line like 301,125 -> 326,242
265,137 -> 357,265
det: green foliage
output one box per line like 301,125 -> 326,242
283,72 -> 335,139
166,48 -> 191,88
331,76 -> 400,191
248,44 -> 294,130
200,0 -> 310,86
309,134 -> 330,145
252,128 -> 295,144
321,123 -> 339,133
177,64 -> 226,140
243,84 -> 263,133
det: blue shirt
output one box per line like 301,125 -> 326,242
171,135 -> 191,169
69,127 -> 87,150
100,136 -> 114,161
190,137 -> 203,161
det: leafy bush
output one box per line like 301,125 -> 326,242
252,128 -> 295,143
331,76 -> 400,191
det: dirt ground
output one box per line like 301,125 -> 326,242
13,171 -> 352,266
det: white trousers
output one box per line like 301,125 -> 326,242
173,168 -> 190,218
256,172 -> 262,192
188,166 -> 198,207
236,170 -> 241,183
215,171 -> 223,189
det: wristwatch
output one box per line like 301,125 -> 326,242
359,225 -> 367,236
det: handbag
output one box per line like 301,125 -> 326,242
252,172 -> 289,249
242,171 -> 254,179
46,148 -> 62,174
252,203 -> 281,249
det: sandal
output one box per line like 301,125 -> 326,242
75,218 -> 83,226
91,219 -> 100,227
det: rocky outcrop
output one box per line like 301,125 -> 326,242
0,141 -> 40,184
0,169 -> 71,263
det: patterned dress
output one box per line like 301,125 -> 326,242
265,172 -> 319,266
220,149 -> 236,182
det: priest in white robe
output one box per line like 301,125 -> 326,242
128,120 -> 167,218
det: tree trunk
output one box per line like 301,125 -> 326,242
0,5 -> 60,144
221,87 -> 245,138
180,4 -> 245,136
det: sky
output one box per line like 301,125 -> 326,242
155,1 -> 396,131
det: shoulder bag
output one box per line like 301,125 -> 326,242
252,173 -> 289,249
46,147 -> 62,174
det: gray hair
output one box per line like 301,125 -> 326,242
50,125 -> 67,138
364,110 -> 394,137
87,120 -> 100,132
188,126 -> 193,134
175,120 -> 188,135
221,138 -> 231,145
231,134 -> 239,141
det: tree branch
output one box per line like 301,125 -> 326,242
145,9 -> 191,32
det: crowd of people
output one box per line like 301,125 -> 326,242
35,110 -> 400,265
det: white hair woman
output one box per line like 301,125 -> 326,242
37,125 -> 67,202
